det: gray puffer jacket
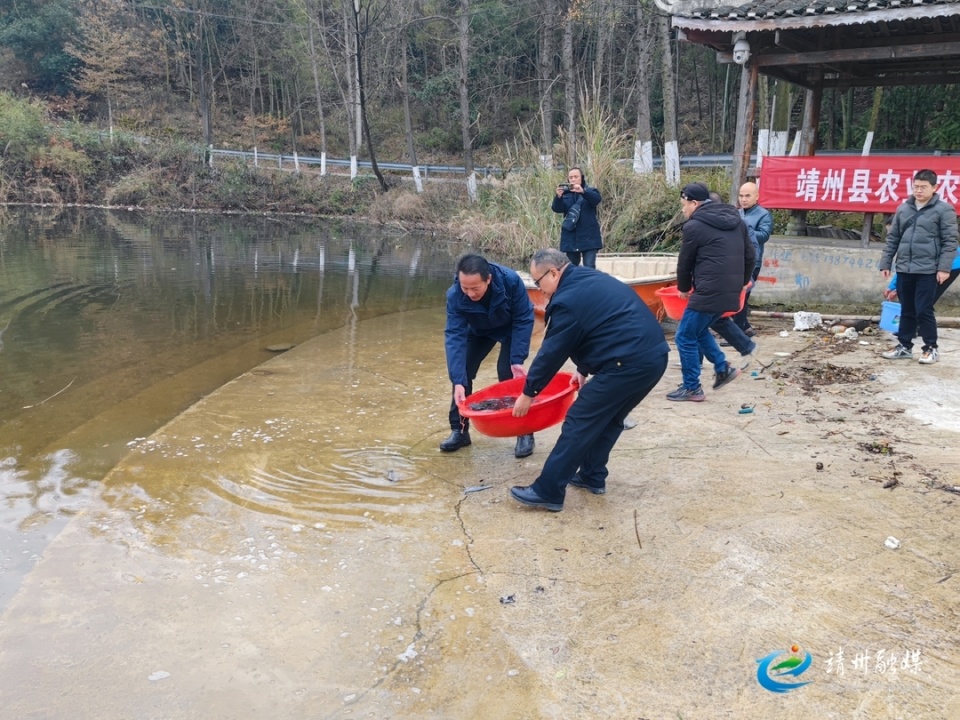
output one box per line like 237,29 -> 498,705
879,194 -> 958,275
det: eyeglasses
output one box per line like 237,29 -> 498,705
533,263 -> 569,288
532,268 -> 553,288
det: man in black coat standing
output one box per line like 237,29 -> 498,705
666,182 -> 755,402
508,248 -> 670,512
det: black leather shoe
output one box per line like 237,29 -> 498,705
514,434 -> 534,458
509,485 -> 563,512
439,430 -> 471,452
568,474 -> 606,495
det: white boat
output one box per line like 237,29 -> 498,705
522,252 -> 678,319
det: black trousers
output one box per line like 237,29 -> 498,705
530,354 -> 668,504
732,263 -> 762,331
449,334 -> 513,431
565,249 -> 598,268
896,273 -> 938,350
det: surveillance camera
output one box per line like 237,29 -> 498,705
733,38 -> 751,65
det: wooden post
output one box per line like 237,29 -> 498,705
860,87 -> 885,247
786,78 -> 822,236
730,62 -> 758,204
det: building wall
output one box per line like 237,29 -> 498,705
752,237 -> 960,309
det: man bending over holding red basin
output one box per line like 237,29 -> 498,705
509,248 -> 670,512
442,253 -> 536,458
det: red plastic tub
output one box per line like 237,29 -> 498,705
655,283 -> 752,322
458,372 -> 578,437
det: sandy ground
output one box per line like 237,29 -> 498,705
0,307 -> 957,719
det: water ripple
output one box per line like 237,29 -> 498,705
204,445 -> 427,527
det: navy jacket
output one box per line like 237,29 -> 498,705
522,265 -> 669,397
677,201 -> 755,315
552,186 -> 603,253
445,263 -> 534,387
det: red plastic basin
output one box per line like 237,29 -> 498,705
458,372 -> 578,437
655,283 -> 752,322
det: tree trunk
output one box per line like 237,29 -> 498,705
756,74 -> 769,160
307,19 -> 328,176
730,62 -> 758,203
197,25 -> 212,147
657,13 -> 679,186
841,87 -> 854,150
859,87 -> 884,247
632,3 -> 654,175
458,0 -> 476,201
538,0 -> 556,169
786,80 -> 823,236
342,0 -> 359,178
317,1 -> 355,177
561,2 -> 576,166
399,23 -> 422,192
351,0 -> 387,192
770,80 -> 791,156
592,0 -> 608,103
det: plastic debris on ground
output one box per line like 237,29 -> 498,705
793,311 -> 823,331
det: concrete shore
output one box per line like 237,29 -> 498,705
0,307 -> 957,719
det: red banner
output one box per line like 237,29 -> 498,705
758,156 -> 960,213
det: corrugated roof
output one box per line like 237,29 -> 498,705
672,0 -> 960,21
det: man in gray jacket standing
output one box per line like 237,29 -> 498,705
879,169 -> 958,364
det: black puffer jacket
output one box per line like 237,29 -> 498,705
676,201 -> 755,314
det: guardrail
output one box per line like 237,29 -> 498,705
210,147 -> 960,177
209,148 -> 740,176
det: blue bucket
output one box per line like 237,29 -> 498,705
879,301 -> 900,333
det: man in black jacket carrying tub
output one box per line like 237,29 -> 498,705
508,248 -> 669,512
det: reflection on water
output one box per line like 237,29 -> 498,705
0,208 -> 456,601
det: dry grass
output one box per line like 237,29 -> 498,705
457,104 -> 728,261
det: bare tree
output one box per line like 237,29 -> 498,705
66,0 -> 146,143
538,0 -> 557,168
561,0 -> 576,165
631,2 -> 656,174
397,18 -> 423,192
458,0 -> 476,201
305,4 -> 329,175
657,11 -> 679,185
349,0 -> 388,191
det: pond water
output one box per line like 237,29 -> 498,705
0,208 -> 458,604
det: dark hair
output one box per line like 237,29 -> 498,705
569,167 -> 587,186
914,169 -> 937,186
708,191 -> 724,204
456,253 -> 491,280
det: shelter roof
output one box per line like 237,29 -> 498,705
662,0 -> 960,89
670,0 -> 960,26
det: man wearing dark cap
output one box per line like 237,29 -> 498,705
666,183 -> 755,402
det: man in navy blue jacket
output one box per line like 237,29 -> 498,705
442,254 -> 536,457
509,248 -> 669,511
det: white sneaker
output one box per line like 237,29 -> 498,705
882,344 -> 913,360
918,347 -> 939,364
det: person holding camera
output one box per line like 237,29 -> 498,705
551,167 -> 603,268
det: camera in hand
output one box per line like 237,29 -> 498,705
559,183 -> 572,191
